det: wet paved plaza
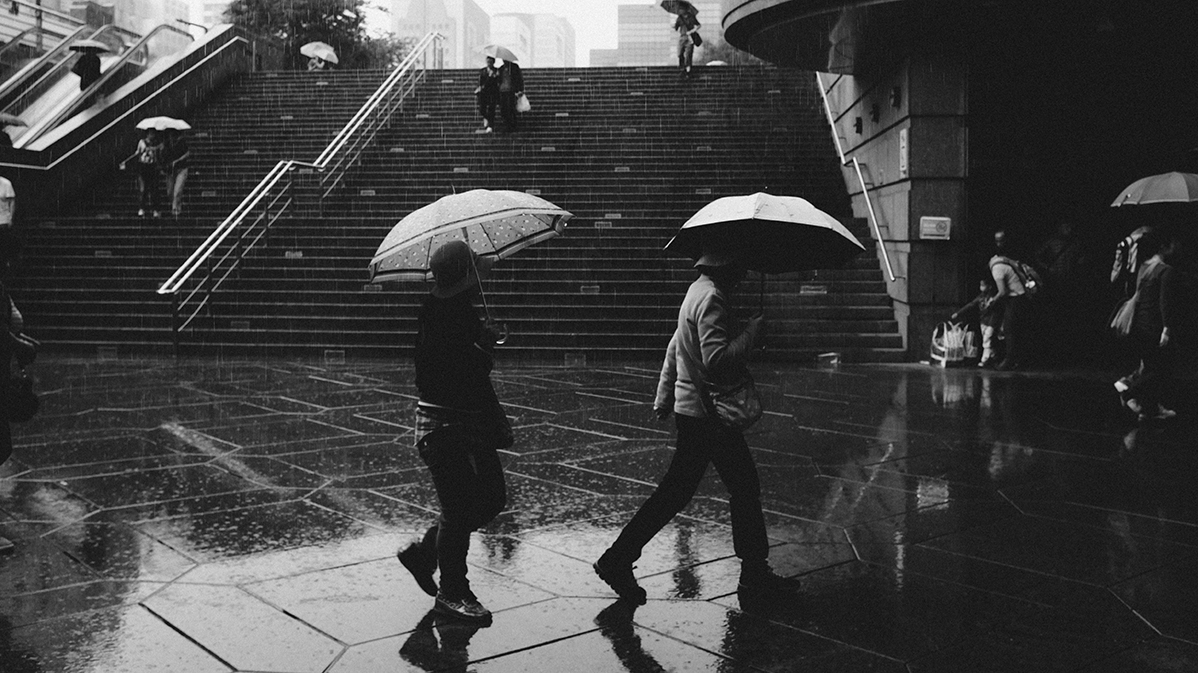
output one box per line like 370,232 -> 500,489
2,355 -> 1197,672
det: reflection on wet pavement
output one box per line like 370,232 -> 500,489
2,357 -> 1197,671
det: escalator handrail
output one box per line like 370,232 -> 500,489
19,23 -> 195,146
0,24 -> 91,104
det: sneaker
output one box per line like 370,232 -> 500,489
152,211 -> 162,218
434,590 -> 492,623
593,556 -> 647,605
1113,379 -> 1130,393
397,542 -> 438,596
137,209 -> 146,217
738,564 -> 802,595
0,535 -> 13,555
1124,397 -> 1144,415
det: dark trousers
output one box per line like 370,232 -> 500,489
498,92 -> 518,130
1126,329 -> 1173,410
416,426 -> 506,596
998,294 -> 1029,365
604,413 -> 769,564
137,166 -> 160,210
476,91 -> 497,125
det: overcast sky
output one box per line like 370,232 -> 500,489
367,0 -> 662,67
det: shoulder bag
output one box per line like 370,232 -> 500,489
701,370 -> 763,431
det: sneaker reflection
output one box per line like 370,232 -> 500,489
398,609 -> 489,672
593,600 -> 668,673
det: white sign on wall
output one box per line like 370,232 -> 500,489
899,128 -> 908,178
919,216 -> 951,240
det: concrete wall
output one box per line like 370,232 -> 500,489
822,54 -> 969,357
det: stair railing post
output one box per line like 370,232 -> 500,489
171,293 -> 180,358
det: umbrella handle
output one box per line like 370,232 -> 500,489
473,255 -> 508,345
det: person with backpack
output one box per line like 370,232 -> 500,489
989,229 -> 1036,371
121,129 -> 165,218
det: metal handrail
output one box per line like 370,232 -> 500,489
19,23 -> 195,146
156,32 -> 445,347
815,72 -> 897,283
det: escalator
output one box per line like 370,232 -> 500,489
0,22 -> 192,149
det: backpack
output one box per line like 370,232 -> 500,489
990,255 -> 1043,296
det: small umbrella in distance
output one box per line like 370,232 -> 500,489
1111,171 -> 1198,206
300,41 -> 338,64
69,39 -> 111,53
136,116 -> 191,131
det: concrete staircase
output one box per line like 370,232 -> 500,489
10,66 -> 903,364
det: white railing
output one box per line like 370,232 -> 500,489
815,72 -> 897,283
156,32 -> 445,349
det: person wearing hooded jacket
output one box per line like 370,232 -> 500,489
395,240 -> 510,624
592,250 -> 802,604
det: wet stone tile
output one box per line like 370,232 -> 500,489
134,498 -> 374,563
9,434 -> 178,471
143,583 -> 342,673
636,599 -> 907,672
42,519 -> 197,582
507,462 -> 657,497
191,414 -> 361,448
57,463 -> 260,509
922,515 -> 1198,587
1109,556 -> 1198,644
5,603 -> 229,672
509,422 -> 630,455
306,488 -> 437,532
1074,637 -> 1198,672
470,626 -> 730,673
248,559 -> 555,645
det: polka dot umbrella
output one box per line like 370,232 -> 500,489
369,189 -> 572,283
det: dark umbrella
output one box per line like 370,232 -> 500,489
660,0 -> 698,16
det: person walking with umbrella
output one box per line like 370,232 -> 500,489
670,3 -> 701,79
593,248 -> 802,604
474,55 -> 500,133
496,56 -> 524,133
396,240 -> 511,623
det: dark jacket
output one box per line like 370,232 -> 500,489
1132,257 -> 1174,338
414,292 -> 498,411
72,53 -> 101,90
477,65 -> 499,96
498,62 -> 523,93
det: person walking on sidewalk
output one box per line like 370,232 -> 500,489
1119,230 -> 1181,422
396,240 -> 511,623
593,250 -> 802,604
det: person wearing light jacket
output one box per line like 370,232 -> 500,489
593,250 -> 802,604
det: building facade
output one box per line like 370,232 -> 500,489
491,12 -> 574,68
388,0 -> 489,70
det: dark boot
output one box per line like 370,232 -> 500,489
593,552 -> 647,605
738,562 -> 801,595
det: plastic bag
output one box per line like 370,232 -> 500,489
515,93 -> 531,113
931,322 -> 968,367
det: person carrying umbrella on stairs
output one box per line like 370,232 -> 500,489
474,55 -> 500,133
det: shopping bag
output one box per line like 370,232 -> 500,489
1109,292 -> 1137,338
930,322 -> 967,367
515,93 -> 531,113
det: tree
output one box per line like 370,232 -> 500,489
225,0 -> 406,69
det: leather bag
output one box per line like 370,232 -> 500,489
705,373 -> 762,431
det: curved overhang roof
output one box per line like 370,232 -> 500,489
723,0 -> 915,73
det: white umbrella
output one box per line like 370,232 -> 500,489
479,44 -> 519,63
665,192 -> 865,273
1111,172 -> 1198,206
369,189 -> 571,283
300,41 -> 338,65
136,116 -> 191,131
